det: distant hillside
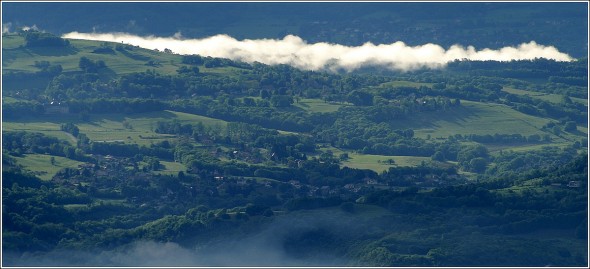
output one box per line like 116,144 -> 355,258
2,2 -> 588,58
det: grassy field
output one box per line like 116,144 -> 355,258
155,161 -> 187,176
2,34 -> 247,91
394,100 -> 557,139
12,154 -> 85,181
3,110 -> 229,146
1,34 -> 23,49
3,35 -> 177,74
2,120 -> 77,144
78,110 -> 227,145
316,146 -> 431,172
378,80 -> 434,88
502,87 -> 588,106
342,153 -> 431,172
1,96 -> 30,104
294,98 -> 349,113
486,142 -> 570,154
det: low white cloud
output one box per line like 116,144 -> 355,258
21,24 -> 40,32
62,32 -> 574,72
3,22 -> 13,34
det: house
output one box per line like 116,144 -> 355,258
44,102 -> 69,114
364,178 -> 378,185
78,163 -> 96,169
288,180 -> 301,189
237,178 -> 247,186
320,186 -> 331,196
567,181 -> 580,188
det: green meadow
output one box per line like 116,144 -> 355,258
3,110 -> 229,146
378,80 -> 434,88
503,87 -> 588,106
155,161 -> 188,176
366,80 -> 436,98
2,34 -> 245,90
294,98 -> 350,113
11,154 -> 85,181
394,100 -> 558,139
316,146 -> 431,172
342,153 -> 431,172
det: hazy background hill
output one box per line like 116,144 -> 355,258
2,2 -> 588,58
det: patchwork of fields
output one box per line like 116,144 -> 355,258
5,99 -> 584,174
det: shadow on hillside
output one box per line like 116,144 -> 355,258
296,103 -> 310,108
279,105 -> 307,113
118,49 -> 151,61
27,46 -> 79,57
567,129 -> 588,137
2,51 -> 19,65
396,105 -> 480,129
5,110 -> 178,126
92,111 -> 178,122
97,67 -> 118,81
3,47 -> 35,66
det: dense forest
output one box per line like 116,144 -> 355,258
1,3 -> 588,266
3,2 -> 588,58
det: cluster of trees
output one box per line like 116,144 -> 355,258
486,146 -> 580,178
2,126 -> 586,266
463,133 -> 538,144
6,50 -> 585,137
78,57 -> 106,73
67,98 -> 166,114
34,61 -> 63,74
447,58 -> 587,81
2,101 -> 45,119
60,122 -> 79,137
22,31 -> 70,48
3,131 -> 89,161
366,152 -> 587,234
313,103 -> 439,156
505,93 -> 587,124
89,141 -> 174,160
168,98 -> 314,132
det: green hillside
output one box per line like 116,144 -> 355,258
2,28 -> 587,267
3,110 -> 227,147
3,31 -> 586,169
10,154 -> 85,181
400,101 -> 559,138
2,34 -> 245,92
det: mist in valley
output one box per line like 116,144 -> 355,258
3,209 -> 383,266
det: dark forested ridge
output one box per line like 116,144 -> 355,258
2,2 -> 588,57
1,2 -> 588,267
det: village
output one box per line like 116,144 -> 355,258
45,149 -> 476,213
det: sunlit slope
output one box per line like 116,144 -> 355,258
503,87 -> 587,106
2,34 -> 244,79
395,101 -> 555,137
11,154 -> 85,181
2,110 -> 228,147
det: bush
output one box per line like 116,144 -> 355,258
340,202 -> 355,213
564,121 -> 577,132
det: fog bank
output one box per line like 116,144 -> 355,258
62,32 -> 574,72
4,210 -> 359,266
